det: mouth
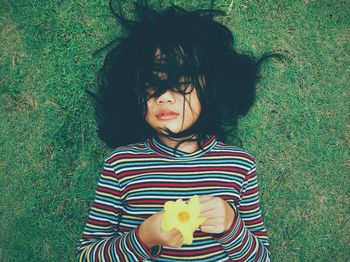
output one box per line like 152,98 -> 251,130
156,110 -> 179,120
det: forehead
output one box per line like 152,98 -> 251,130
150,45 -> 205,73
146,47 -> 187,81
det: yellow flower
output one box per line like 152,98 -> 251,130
161,195 -> 206,245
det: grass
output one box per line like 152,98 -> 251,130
1,0 -> 349,261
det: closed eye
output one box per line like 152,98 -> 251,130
173,81 -> 194,94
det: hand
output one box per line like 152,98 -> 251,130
139,211 -> 183,249
198,195 -> 236,234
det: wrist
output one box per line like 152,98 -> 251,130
224,202 -> 236,231
139,223 -> 156,249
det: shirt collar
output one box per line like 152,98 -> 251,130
145,135 -> 217,160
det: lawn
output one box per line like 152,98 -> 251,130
0,0 -> 349,261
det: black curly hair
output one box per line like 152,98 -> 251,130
89,0 -> 281,149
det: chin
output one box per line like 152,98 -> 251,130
163,127 -> 183,134
155,124 -> 182,134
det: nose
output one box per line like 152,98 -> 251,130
156,89 -> 176,104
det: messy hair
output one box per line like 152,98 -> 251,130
89,0 -> 281,149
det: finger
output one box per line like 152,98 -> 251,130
200,218 -> 221,227
166,232 -> 183,248
200,208 -> 220,218
156,211 -> 165,219
175,235 -> 183,248
170,231 -> 182,241
200,200 -> 218,213
167,229 -> 181,238
200,225 -> 225,234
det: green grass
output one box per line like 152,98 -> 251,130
1,0 -> 349,261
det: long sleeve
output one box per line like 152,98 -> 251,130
76,161 -> 161,261
77,137 -> 271,261
213,163 -> 270,261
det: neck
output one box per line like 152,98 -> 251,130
157,134 -> 199,153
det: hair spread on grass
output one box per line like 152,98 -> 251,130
89,0 -> 282,149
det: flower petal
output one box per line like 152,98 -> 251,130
188,195 -> 201,217
175,199 -> 188,209
164,201 -> 176,213
161,196 -> 207,245
161,215 -> 176,232
177,225 -> 194,245
190,217 -> 206,229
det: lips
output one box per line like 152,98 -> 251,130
155,110 -> 179,120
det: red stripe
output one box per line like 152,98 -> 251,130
236,237 -> 256,262
231,227 -> 249,253
239,203 -> 259,211
124,199 -> 166,204
109,151 -> 253,162
163,246 -> 221,255
109,153 -> 158,162
244,188 -> 258,195
102,170 -> 115,176
87,219 -> 110,226
254,245 -> 262,262
245,218 -> 262,225
253,231 -> 268,236
118,167 -> 247,178
93,202 -> 118,212
206,151 -> 255,161
115,238 -> 124,260
96,186 -> 120,196
126,181 -> 240,190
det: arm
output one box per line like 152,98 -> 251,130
212,163 -> 270,261
76,161 -> 161,261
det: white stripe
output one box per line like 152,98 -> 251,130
116,163 -> 251,174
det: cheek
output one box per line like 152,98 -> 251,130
193,93 -> 202,113
188,91 -> 202,117
190,104 -> 201,122
144,99 -> 158,125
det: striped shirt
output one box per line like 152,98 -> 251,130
77,135 -> 270,261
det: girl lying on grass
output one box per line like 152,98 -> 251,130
77,1 -> 280,261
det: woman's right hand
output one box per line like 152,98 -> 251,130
139,211 -> 183,249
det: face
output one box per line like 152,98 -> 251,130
145,77 -> 202,135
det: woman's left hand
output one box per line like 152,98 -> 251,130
198,195 -> 236,234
